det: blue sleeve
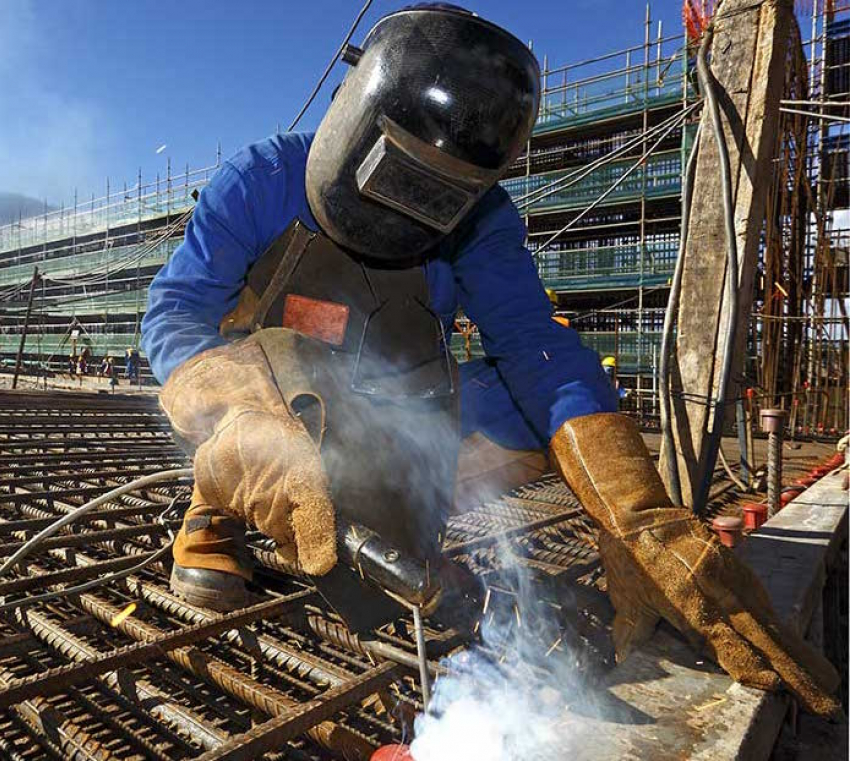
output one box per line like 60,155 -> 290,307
141,162 -> 262,384
452,187 -> 618,443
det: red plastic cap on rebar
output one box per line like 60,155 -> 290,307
759,408 -> 787,434
712,515 -> 744,548
780,486 -> 805,506
372,745 -> 414,761
741,503 -> 767,530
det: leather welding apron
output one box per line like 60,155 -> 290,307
221,219 -> 460,565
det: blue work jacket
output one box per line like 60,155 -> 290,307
141,133 -> 616,450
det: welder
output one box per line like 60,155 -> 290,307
142,4 -> 839,716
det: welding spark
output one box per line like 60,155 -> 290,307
514,604 -> 522,629
155,144 -> 167,154
109,601 -> 137,627
545,636 -> 562,657
482,587 -> 491,615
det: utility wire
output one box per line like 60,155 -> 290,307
531,105 -> 695,258
42,209 -> 193,289
659,122 -> 701,506
286,0 -> 374,132
515,102 -> 700,211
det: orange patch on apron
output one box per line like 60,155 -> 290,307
282,294 -> 349,346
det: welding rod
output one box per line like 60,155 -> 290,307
412,604 -> 431,711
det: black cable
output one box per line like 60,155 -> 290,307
286,0 -> 375,132
0,497 -> 186,614
659,123 -> 701,507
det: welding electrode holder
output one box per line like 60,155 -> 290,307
336,518 -> 442,613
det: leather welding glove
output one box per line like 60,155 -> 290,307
160,335 -> 337,576
551,412 -> 841,718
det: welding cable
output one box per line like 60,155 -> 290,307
286,0 -> 375,132
531,104 -> 695,257
658,123 -> 701,506
690,21 -> 740,513
0,502 -> 183,614
717,445 -> 749,492
516,101 -> 701,212
0,468 -> 193,579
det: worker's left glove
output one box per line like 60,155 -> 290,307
160,334 -> 337,576
550,412 -> 841,718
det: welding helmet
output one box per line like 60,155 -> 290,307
305,4 -> 541,262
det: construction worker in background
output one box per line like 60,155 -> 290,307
75,348 -> 89,388
601,355 -> 628,401
102,356 -> 118,391
124,348 -> 140,384
546,287 -> 571,329
141,4 -> 839,716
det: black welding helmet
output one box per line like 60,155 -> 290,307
305,4 -> 541,262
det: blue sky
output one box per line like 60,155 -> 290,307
0,0 -> 685,207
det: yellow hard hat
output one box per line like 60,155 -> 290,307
601,356 -> 617,368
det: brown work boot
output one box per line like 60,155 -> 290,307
170,485 -> 253,612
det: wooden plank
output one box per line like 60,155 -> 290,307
662,0 -> 795,507
569,467 -> 847,760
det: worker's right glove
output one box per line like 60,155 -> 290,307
550,412 -> 841,718
160,334 -> 337,576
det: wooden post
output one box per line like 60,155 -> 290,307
12,266 -> 39,390
661,0 -> 796,508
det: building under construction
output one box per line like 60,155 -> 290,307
0,2 -> 847,760
0,3 -> 846,435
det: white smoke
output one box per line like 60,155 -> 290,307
411,651 -> 561,761
410,537 -> 611,761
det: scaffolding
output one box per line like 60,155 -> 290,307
454,2 -> 847,432
753,0 -> 850,434
0,2 -> 846,432
0,159 -> 221,374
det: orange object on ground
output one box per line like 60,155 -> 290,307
742,503 -> 767,531
711,515 -> 744,548
371,745 -> 414,761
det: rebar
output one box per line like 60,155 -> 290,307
0,386 -> 780,759
761,408 -> 787,518
22,609 -> 228,752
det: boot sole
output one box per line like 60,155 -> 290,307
169,565 -> 250,612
